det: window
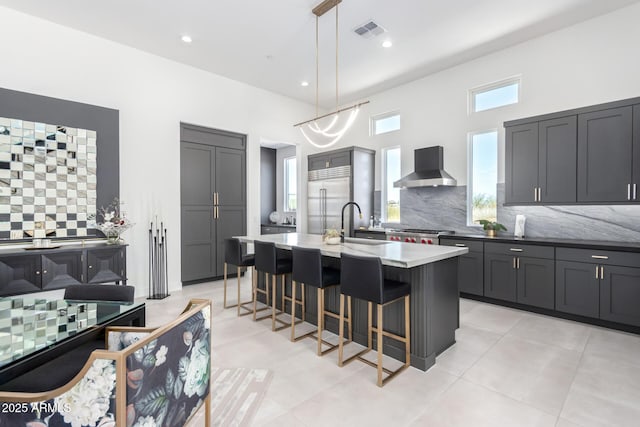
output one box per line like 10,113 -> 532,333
371,111 -> 401,135
470,77 -> 520,113
468,131 -> 498,225
382,147 -> 401,222
284,156 -> 297,211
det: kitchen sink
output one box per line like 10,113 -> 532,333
343,237 -> 390,246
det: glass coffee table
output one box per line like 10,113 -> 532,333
0,296 -> 145,389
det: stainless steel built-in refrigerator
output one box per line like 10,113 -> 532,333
307,166 -> 352,235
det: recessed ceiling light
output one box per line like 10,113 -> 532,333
301,81 -> 309,87
181,35 -> 192,43
382,40 -> 393,48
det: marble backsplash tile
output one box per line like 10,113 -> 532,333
387,184 -> 640,242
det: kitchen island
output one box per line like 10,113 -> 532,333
235,233 -> 468,371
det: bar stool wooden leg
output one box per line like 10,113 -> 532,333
236,266 -> 241,315
317,288 -> 323,355
290,280 -> 297,341
377,303 -> 384,387
281,275 -> 286,316
223,262 -> 229,308
338,294 -> 345,367
301,283 -> 306,321
405,295 -> 411,368
367,301 -> 373,350
347,296 -> 353,341
271,274 -> 278,331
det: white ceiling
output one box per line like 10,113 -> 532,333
1,0 -> 639,108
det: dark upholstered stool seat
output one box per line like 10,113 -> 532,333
290,247 -> 350,353
223,238 -> 256,316
254,241 -> 298,330
64,284 -> 135,303
338,253 -> 411,387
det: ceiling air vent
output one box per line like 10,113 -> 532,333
353,20 -> 386,38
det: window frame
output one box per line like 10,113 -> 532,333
370,110 -> 401,136
381,146 -> 401,223
283,155 -> 297,212
467,129 -> 499,227
469,76 -> 521,114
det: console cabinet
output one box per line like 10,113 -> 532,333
0,244 -> 127,297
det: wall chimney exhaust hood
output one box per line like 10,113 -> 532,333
393,146 -> 457,188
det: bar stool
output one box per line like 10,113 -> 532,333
223,238 -> 256,316
291,247 -> 351,354
253,241 -> 301,331
338,253 -> 411,387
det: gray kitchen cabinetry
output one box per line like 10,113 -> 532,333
440,238 -> 484,296
577,106 -> 634,202
353,230 -> 387,240
484,243 -> 555,309
308,151 -> 351,171
0,245 -> 127,297
556,248 -> 640,326
180,124 -> 247,282
505,116 -> 577,204
261,225 -> 296,235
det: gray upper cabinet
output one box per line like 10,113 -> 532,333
505,96 -> 640,204
505,122 -> 539,204
539,116 -> 577,203
505,116 -> 577,204
577,106 -> 633,202
180,124 -> 247,283
308,151 -> 351,171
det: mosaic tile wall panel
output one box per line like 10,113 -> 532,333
0,117 -> 97,239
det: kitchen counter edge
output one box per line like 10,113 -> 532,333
439,234 -> 640,252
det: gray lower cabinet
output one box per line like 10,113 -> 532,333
0,245 -> 126,297
600,265 -> 640,327
41,252 -> 83,291
0,255 -> 41,295
556,248 -> 640,325
484,243 -> 555,309
440,239 -> 484,296
555,260 -> 600,318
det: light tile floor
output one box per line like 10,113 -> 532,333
142,276 -> 640,427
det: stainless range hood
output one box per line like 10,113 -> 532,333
394,146 -> 457,188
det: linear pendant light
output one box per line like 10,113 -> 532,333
294,0 -> 369,148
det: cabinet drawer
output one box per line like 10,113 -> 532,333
556,247 -> 640,267
484,242 -> 554,259
440,238 -> 483,252
354,230 -> 387,241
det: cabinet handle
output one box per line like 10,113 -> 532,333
215,206 -> 219,219
517,257 -> 520,269
600,266 -> 604,280
595,265 -> 599,279
89,265 -> 93,269
628,184 -> 632,201
634,184 -> 637,200
509,248 -> 523,252
36,271 -> 40,275
513,257 -> 516,269
537,187 -> 541,202
455,243 -> 466,247
534,187 -> 538,202
43,270 -> 47,274
325,161 -> 329,168
590,255 -> 609,259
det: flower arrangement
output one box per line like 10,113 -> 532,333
324,228 -> 341,245
90,198 -> 134,244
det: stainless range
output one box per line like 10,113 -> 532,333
386,228 -> 454,245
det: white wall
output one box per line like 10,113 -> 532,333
318,2 -> 640,191
0,6 -> 315,296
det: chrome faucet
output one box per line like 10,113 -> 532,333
341,201 -> 363,242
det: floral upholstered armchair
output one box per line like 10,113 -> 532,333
0,299 -> 212,427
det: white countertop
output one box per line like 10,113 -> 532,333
234,233 -> 468,268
